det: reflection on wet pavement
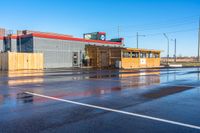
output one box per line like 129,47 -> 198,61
143,85 -> 194,99
0,68 -> 200,133
0,68 -> 199,106
17,93 -> 34,103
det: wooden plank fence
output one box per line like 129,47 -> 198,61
0,52 -> 44,70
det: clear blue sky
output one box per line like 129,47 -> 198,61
0,0 -> 200,57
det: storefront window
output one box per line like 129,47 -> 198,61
148,52 -> 153,58
140,52 -> 146,58
154,53 -> 160,58
132,52 -> 139,58
123,51 -> 131,58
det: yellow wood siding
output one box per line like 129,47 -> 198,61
121,58 -> 140,69
85,46 -> 161,69
0,52 -> 44,70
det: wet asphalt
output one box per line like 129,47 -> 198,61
0,67 -> 200,133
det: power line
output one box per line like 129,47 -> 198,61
149,28 -> 198,36
120,15 -> 199,29
123,28 -> 198,38
102,21 -> 196,34
121,20 -> 197,33
101,21 -> 198,39
99,15 -> 200,32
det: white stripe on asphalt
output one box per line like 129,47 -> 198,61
25,91 -> 200,130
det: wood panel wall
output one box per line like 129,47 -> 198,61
0,52 -> 44,70
121,58 -> 160,69
85,46 -> 121,68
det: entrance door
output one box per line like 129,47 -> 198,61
100,51 -> 109,67
72,52 -> 78,67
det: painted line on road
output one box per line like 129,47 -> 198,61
25,91 -> 200,130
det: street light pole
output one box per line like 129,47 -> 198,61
163,33 -> 169,64
136,32 -> 145,49
198,18 -> 200,62
171,38 -> 176,63
174,39 -> 176,62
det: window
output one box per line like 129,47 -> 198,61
123,51 -> 131,58
132,52 -> 139,58
140,52 -> 146,58
4,38 -> 11,52
148,52 -> 153,58
154,53 -> 160,58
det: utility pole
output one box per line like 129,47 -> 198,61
163,33 -> 169,65
198,18 -> 200,62
136,32 -> 145,49
171,38 -> 177,62
174,38 -> 176,62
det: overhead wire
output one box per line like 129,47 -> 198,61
99,15 -> 200,38
123,28 -> 199,38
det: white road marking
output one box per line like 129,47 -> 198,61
26,91 -> 200,130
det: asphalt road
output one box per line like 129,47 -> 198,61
0,67 -> 200,133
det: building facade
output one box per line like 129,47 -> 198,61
17,32 -> 123,68
86,46 -> 161,69
0,29 -> 161,69
121,48 -> 160,69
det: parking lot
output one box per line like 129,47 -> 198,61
0,67 -> 200,133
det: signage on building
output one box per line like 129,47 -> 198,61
83,32 -> 106,41
140,59 -> 146,65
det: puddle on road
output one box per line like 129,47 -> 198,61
143,86 -> 193,99
89,74 -> 117,79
